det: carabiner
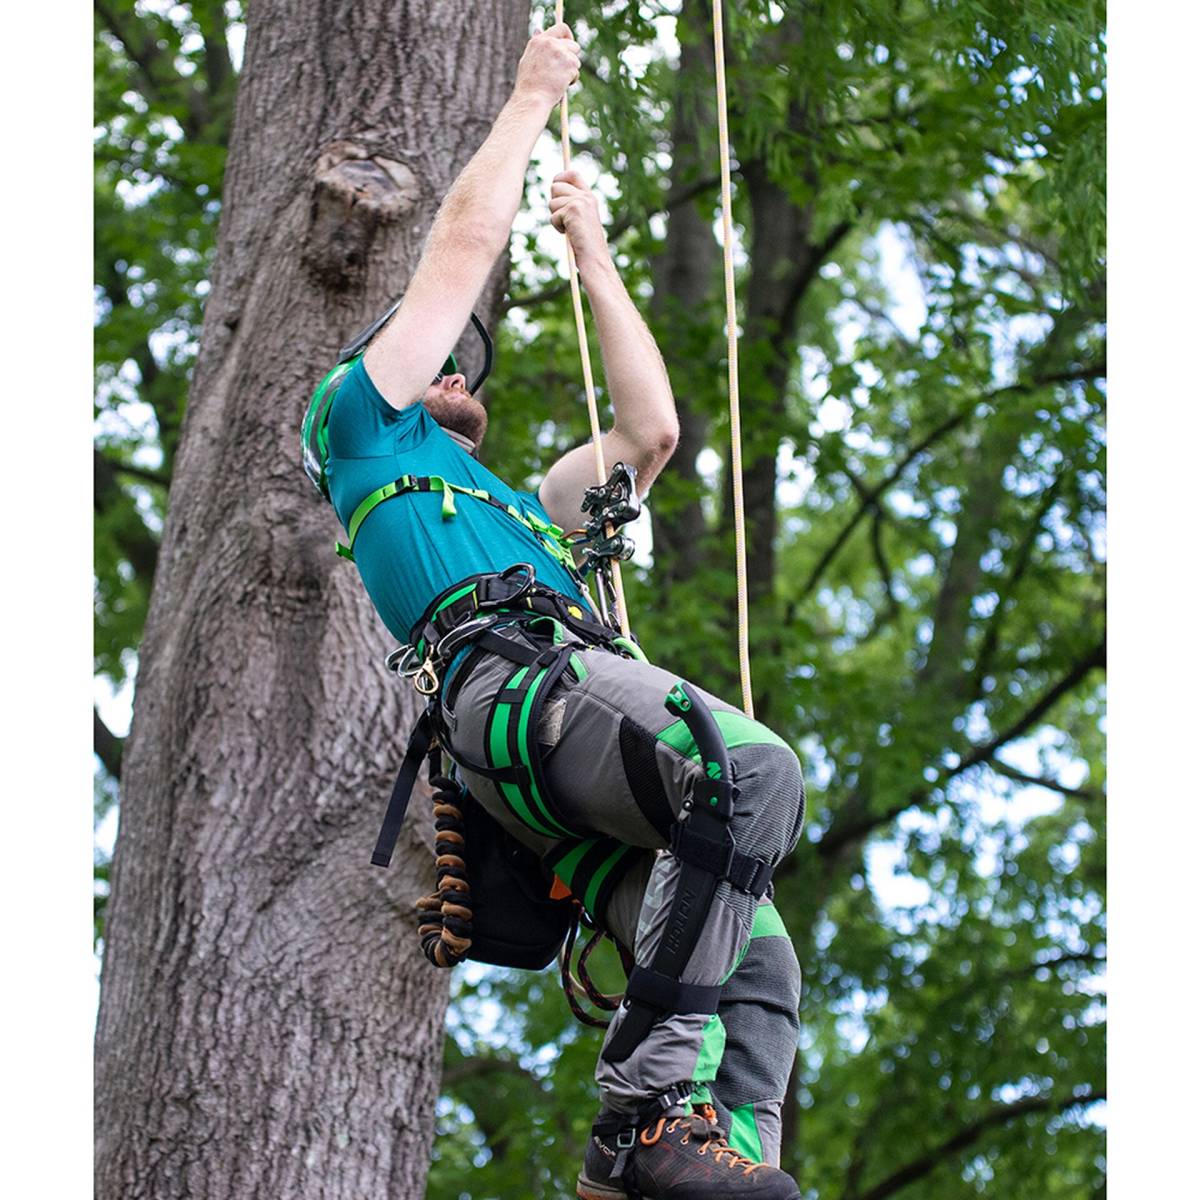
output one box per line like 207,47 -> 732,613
414,658 -> 440,696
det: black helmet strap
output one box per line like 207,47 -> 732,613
337,303 -> 495,396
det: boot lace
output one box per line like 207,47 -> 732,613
639,1106 -> 766,1175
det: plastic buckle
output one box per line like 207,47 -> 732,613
749,858 -> 771,895
616,1127 -> 637,1150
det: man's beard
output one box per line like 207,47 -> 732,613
423,390 -> 488,449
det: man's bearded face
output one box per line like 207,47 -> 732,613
422,373 -> 488,447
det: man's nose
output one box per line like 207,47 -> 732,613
444,373 -> 468,392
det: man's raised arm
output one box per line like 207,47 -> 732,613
364,25 -> 581,410
538,170 -> 680,531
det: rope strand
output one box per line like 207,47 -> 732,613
712,0 -> 754,717
555,1 -> 631,638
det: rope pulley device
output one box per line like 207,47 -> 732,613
577,461 -> 640,626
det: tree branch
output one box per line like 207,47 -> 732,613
973,474 -> 1066,688
95,448 -> 161,587
869,507 -> 900,621
955,634 -> 1106,778
990,760 -> 1101,801
848,1089 -> 1105,1200
94,708 -> 124,779
793,364 -> 1106,607
818,634 -> 1106,858
115,461 -> 170,489
440,1056 -> 541,1089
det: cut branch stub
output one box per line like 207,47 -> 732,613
303,141 -> 421,287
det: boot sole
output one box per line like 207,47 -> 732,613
576,1173 -> 628,1199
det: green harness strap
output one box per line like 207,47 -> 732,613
481,617 -> 586,840
336,473 -> 581,581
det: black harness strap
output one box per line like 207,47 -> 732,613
371,710 -> 436,868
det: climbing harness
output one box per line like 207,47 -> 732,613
370,565 -> 633,869
368,564 -> 651,992
333,473 -> 584,579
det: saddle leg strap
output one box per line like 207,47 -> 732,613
482,643 -> 581,840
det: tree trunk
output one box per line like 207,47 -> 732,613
648,0 -> 720,588
94,3 -> 530,1197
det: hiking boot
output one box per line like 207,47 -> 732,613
576,1105 -> 800,1199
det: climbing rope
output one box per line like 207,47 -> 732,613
559,916 -> 622,1029
555,0 -> 632,639
712,0 -> 754,718
554,2 -> 754,714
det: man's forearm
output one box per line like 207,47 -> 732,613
579,257 -> 679,452
429,91 -> 551,260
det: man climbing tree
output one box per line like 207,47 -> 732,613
302,21 -> 808,1200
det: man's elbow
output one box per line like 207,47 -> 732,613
654,417 -> 680,461
430,199 -> 508,267
637,419 -> 680,481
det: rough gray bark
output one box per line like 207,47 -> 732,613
94,3 -> 530,1197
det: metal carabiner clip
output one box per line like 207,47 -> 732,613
413,658 -> 440,696
386,645 -> 422,678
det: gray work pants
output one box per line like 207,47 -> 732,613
442,627 -> 805,1165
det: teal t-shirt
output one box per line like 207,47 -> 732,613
325,358 -> 587,642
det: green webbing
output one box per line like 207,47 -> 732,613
485,664 -> 573,840
546,838 -> 637,924
335,473 -> 580,576
487,669 -> 557,838
583,844 -> 633,916
513,667 -> 573,837
434,582 -> 477,616
548,838 -> 597,886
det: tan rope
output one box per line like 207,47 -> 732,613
554,1 -> 631,638
711,0 -> 754,717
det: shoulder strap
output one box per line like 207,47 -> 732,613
336,475 -> 582,584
